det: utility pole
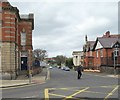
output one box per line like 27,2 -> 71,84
28,49 -> 32,83
113,52 -> 116,76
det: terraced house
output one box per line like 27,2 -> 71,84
0,1 -> 34,79
83,31 -> 120,74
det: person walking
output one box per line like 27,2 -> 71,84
77,65 -> 83,79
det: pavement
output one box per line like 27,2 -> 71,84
84,69 -> 119,78
0,68 -> 48,88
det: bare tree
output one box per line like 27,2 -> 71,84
33,49 -> 48,61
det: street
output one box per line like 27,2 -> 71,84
2,67 -> 119,99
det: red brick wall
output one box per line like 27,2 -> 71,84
93,48 -> 114,69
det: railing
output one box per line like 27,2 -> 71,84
101,56 -> 120,67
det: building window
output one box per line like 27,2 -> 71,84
100,49 -> 103,57
0,7 -> 2,13
96,51 -> 98,58
90,51 -> 92,56
114,50 -> 119,57
21,32 -> 26,46
0,20 -> 2,26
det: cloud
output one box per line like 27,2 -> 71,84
8,0 -> 119,57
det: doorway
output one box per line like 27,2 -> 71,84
21,57 -> 28,70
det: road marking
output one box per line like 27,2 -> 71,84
45,88 -> 49,100
63,87 -> 89,100
49,93 -> 66,98
104,85 -> 119,100
24,95 -> 39,98
85,90 -> 108,94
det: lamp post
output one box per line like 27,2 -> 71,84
113,44 -> 119,76
28,49 -> 32,83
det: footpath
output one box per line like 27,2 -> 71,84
84,69 -> 119,78
0,68 -> 48,88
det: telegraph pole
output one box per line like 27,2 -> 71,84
28,49 -> 32,83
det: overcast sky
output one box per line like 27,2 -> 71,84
8,0 -> 119,57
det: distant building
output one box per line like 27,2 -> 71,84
0,1 -> 34,79
72,51 -> 84,67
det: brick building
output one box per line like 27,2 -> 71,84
83,35 -> 95,69
0,1 -> 34,79
83,31 -> 120,73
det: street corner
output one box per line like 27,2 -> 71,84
44,85 -> 119,99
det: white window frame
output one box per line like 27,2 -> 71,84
96,51 -> 98,58
21,32 -> 26,46
100,49 -> 103,57
90,51 -> 92,56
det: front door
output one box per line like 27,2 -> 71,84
21,57 -> 28,70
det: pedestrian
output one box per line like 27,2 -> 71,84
77,65 -> 83,79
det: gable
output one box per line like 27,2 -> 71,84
95,41 -> 103,50
112,41 -> 120,48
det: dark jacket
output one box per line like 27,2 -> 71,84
77,66 -> 83,72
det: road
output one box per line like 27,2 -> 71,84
2,67 -> 119,99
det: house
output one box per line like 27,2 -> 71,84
83,31 -> 120,73
93,31 -> 120,73
0,1 -> 34,79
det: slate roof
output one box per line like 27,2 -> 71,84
98,37 -> 120,48
87,41 -> 96,50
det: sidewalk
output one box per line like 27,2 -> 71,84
84,69 -> 119,78
0,68 -> 48,88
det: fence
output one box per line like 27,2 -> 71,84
101,56 -> 120,67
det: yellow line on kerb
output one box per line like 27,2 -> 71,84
63,87 -> 89,100
44,89 -> 49,100
104,85 -> 119,100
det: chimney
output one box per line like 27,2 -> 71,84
103,31 -> 110,37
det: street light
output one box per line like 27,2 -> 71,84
28,49 -> 32,83
113,44 -> 119,75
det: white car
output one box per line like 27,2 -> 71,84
61,66 -> 66,70
65,67 -> 70,71
49,66 -> 53,69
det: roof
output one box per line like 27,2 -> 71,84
72,51 -> 83,55
83,41 -> 95,52
87,41 -> 95,50
98,37 -> 120,48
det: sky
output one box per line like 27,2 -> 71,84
8,0 -> 119,57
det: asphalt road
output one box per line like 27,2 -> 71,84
2,67 -> 119,99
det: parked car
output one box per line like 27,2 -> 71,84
64,67 -> 70,71
61,66 -> 66,70
49,66 -> 53,69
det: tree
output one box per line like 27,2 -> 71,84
54,55 -> 66,66
33,49 -> 48,61
65,58 -> 74,69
